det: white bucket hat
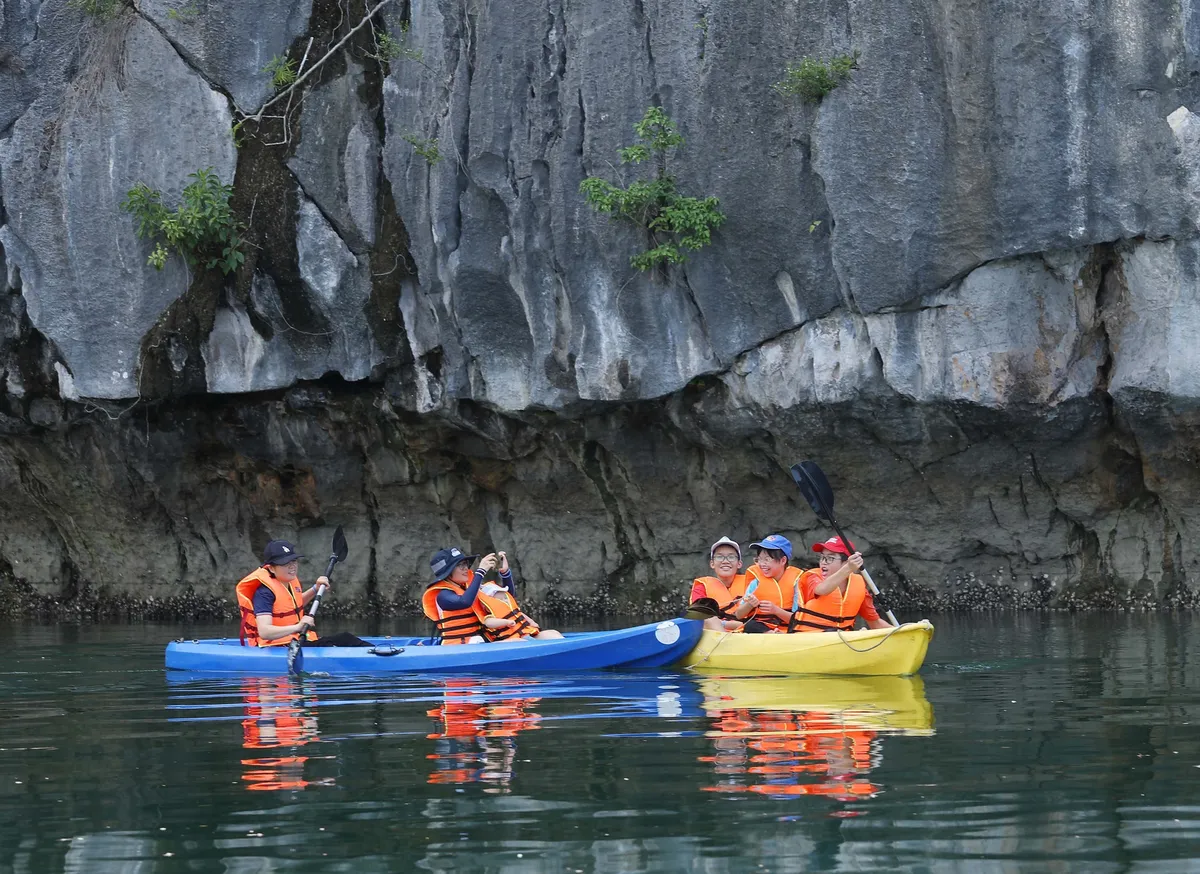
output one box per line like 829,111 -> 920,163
709,535 -> 742,560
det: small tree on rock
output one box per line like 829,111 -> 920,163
580,107 -> 725,273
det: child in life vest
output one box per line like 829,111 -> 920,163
473,552 -> 564,642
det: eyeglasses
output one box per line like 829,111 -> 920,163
712,554 -> 740,564
818,553 -> 846,562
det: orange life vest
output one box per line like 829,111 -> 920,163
736,566 -> 803,630
474,583 -> 539,642
690,575 -> 746,613
422,580 -> 484,644
791,569 -> 867,632
235,567 -> 317,647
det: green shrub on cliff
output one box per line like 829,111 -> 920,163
580,106 -> 725,272
68,0 -> 125,18
774,52 -> 859,102
402,132 -> 441,165
121,168 -> 245,276
263,55 -> 297,89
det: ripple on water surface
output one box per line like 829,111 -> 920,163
0,615 -> 1196,873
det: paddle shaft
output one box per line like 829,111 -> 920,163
305,554 -> 339,618
794,466 -> 899,627
289,529 -> 349,673
824,518 -> 898,627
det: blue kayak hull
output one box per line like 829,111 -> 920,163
164,619 -> 702,675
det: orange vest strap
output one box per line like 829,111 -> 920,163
742,566 -> 802,629
422,582 -> 483,643
691,576 -> 739,611
790,573 -> 867,631
476,587 -> 539,642
235,567 -> 317,647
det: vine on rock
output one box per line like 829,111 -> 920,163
580,107 -> 725,272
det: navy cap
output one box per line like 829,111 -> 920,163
748,534 -> 793,560
263,540 -> 305,565
430,546 -> 479,582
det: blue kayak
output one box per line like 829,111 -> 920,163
164,619 -> 703,675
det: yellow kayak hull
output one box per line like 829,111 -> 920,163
676,620 -> 934,676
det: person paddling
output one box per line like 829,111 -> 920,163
791,537 -> 890,632
235,540 -> 370,647
473,551 -> 563,642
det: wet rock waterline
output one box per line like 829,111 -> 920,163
0,380 -> 1197,619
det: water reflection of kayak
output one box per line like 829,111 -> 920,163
694,674 -> 934,735
677,620 -> 935,675
696,674 -> 934,800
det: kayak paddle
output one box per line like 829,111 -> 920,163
789,461 -> 899,627
288,526 -> 350,674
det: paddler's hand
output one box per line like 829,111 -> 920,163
732,594 -> 759,619
314,575 -> 330,591
479,553 -> 498,572
497,551 -> 510,574
847,552 -> 864,571
758,600 -> 790,620
298,615 -> 316,632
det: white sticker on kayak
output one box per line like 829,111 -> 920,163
655,621 -> 681,645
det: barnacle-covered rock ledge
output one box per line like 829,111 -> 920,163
1,0 -> 1199,618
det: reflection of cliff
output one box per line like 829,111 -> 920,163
240,678 -> 327,792
426,679 -> 542,793
697,676 -> 933,801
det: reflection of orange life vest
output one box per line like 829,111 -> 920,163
235,567 -> 317,646
690,575 -> 747,613
791,569 -> 867,632
474,583 -> 539,642
240,678 -> 318,791
241,679 -> 317,748
422,580 -> 484,644
737,566 -> 802,630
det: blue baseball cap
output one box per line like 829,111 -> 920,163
748,534 -> 793,560
430,546 -> 479,582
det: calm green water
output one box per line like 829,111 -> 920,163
0,614 -> 1196,873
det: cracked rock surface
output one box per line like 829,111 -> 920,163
0,0 -> 1199,611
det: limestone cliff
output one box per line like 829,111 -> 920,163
0,0 -> 1198,614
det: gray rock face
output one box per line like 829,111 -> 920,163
288,57 -> 379,252
814,0 -> 1200,313
202,194 -> 381,392
0,15 -> 236,400
380,0 -> 1200,412
3,0 -> 1200,609
0,0 -> 84,136
867,251 -> 1106,408
139,0 -> 313,112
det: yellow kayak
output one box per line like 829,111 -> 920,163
676,620 -> 934,676
694,674 -> 934,735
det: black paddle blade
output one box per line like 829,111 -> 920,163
790,461 -> 835,519
331,525 -> 348,563
322,526 -> 349,579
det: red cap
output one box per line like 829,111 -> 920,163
812,536 -> 852,555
